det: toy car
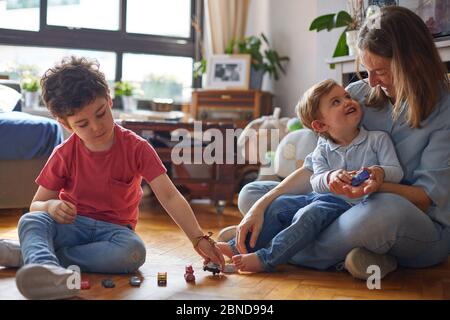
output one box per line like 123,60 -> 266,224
80,279 -> 90,290
129,276 -> 142,287
184,265 -> 196,282
351,169 -> 370,186
101,278 -> 115,288
203,262 -> 221,276
157,272 -> 167,286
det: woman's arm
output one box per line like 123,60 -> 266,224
235,167 -> 312,253
379,183 -> 431,213
329,176 -> 431,213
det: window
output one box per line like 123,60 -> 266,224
0,0 -> 201,103
123,53 -> 193,101
47,0 -> 120,31
126,0 -> 191,37
0,45 -> 116,82
0,0 -> 40,31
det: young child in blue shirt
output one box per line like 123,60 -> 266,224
217,79 -> 404,273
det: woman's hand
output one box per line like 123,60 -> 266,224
235,205 -> 265,254
195,238 -> 225,270
47,200 -> 77,224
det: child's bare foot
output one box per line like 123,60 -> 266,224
232,253 -> 264,273
216,242 -> 234,259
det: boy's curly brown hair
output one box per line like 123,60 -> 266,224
40,56 -> 110,119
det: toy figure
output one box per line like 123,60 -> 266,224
184,264 -> 196,282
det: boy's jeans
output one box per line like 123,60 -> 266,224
228,192 -> 351,272
18,212 -> 146,274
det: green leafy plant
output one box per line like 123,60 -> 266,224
310,0 -> 365,59
225,33 -> 289,81
114,81 -> 135,97
194,33 -> 289,81
21,76 -> 39,92
309,10 -> 356,58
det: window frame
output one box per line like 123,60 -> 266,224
0,0 -> 203,86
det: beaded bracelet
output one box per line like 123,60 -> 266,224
191,231 -> 215,248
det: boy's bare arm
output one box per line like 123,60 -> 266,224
148,174 -> 204,240
30,186 -> 77,224
30,186 -> 60,212
148,174 -> 225,267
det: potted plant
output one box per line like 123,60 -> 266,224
309,0 -> 365,60
194,33 -> 289,90
114,81 -> 138,112
225,33 -> 290,89
21,76 -> 40,109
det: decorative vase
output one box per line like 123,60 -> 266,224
121,96 -> 137,112
346,30 -> 359,56
24,91 -> 40,109
250,67 -> 264,90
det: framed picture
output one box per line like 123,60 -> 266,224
205,54 -> 251,90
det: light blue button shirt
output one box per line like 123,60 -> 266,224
305,80 -> 450,226
310,126 -> 403,204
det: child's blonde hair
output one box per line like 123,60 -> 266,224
296,79 -> 338,139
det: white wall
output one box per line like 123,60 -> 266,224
246,0 -> 348,117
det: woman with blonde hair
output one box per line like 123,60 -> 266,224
231,6 -> 450,279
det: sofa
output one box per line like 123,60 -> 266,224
0,84 -> 63,210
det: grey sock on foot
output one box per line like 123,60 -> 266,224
344,247 -> 397,280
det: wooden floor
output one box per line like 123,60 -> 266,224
1,198 -> 450,300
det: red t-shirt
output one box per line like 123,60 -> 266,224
36,123 -> 166,229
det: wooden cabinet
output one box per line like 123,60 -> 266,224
191,90 -> 273,128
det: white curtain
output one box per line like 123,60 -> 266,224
206,0 -> 251,54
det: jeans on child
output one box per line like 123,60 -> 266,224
18,212 -> 146,274
228,193 -> 351,272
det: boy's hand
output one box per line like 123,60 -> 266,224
47,200 -> 77,224
195,238 -> 225,271
330,167 -> 385,198
328,169 -> 352,191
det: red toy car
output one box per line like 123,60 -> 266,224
184,265 -> 195,282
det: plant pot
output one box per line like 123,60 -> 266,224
121,96 -> 137,112
24,91 -> 40,109
250,67 -> 264,90
346,30 -> 359,56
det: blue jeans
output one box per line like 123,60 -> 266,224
237,181 -> 450,270
18,212 -> 146,274
229,193 -> 351,271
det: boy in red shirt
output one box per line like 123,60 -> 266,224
1,56 -> 224,299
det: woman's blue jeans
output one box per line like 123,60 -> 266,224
229,193 -> 351,271
237,181 -> 450,270
18,212 -> 146,274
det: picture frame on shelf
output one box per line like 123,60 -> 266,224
205,54 -> 251,90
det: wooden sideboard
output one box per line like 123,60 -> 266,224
191,90 -> 273,128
